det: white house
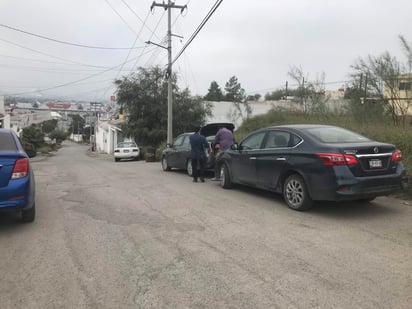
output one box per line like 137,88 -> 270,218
95,118 -> 125,154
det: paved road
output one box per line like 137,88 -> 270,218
1,141 -> 411,309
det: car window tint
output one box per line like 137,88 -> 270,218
0,132 -> 17,151
241,132 -> 265,150
173,135 -> 185,146
264,131 -> 290,148
182,135 -> 190,147
289,134 -> 302,147
307,127 -> 370,143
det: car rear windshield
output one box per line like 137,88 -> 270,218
118,142 -> 136,148
306,127 -> 371,143
0,132 -> 18,151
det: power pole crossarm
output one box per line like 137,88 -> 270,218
151,2 -> 187,11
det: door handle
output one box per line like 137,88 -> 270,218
276,157 -> 286,161
249,157 -> 257,160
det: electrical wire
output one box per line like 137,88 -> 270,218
0,53 -> 112,68
0,37 -> 112,69
104,0 -> 138,35
131,9 -> 167,73
172,0 -> 223,65
121,0 -> 162,41
96,9 -> 153,102
0,23 -> 144,50
5,47 -> 158,97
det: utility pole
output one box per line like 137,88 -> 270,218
285,81 -> 288,100
302,77 -> 306,113
150,1 -> 187,145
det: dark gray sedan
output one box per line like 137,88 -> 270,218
218,124 -> 408,211
161,123 -> 234,176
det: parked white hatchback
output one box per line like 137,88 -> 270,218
114,142 -> 140,162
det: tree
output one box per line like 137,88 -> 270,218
20,124 -> 44,151
223,76 -> 252,123
204,81 -> 223,101
350,44 -> 411,126
49,129 -> 68,145
287,65 -> 330,115
246,94 -> 261,101
265,89 -> 285,101
344,84 -> 385,124
224,76 -> 246,102
399,35 -> 412,73
41,119 -> 58,134
115,66 -> 212,148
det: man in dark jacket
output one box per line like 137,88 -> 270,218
189,127 -> 209,183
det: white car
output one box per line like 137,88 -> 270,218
114,142 -> 140,162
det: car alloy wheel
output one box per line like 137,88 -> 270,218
186,160 -> 193,177
162,157 -> 171,171
283,174 -> 312,211
220,164 -> 233,188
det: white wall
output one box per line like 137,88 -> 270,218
205,101 -> 275,129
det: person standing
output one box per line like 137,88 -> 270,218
211,125 -> 234,180
189,127 -> 209,183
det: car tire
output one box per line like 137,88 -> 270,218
162,157 -> 171,171
21,204 -> 35,223
114,158 -> 120,162
283,174 -> 313,211
186,160 -> 193,177
220,164 -> 233,189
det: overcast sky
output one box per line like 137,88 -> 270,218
0,0 -> 411,102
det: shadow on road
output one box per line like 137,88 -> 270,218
223,184 -> 403,220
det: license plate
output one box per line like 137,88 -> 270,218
369,159 -> 382,168
123,150 -> 129,153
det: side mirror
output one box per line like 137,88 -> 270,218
166,143 -> 172,148
230,143 -> 239,150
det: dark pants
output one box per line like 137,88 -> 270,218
192,158 -> 205,181
213,150 -> 223,178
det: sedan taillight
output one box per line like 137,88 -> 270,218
11,158 -> 29,179
316,153 -> 358,166
391,150 -> 402,162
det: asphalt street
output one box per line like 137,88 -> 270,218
0,141 -> 411,309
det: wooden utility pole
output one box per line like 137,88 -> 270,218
150,1 -> 187,145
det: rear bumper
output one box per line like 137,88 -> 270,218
114,152 -> 140,159
0,178 -> 34,211
308,170 -> 408,202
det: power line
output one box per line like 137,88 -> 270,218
0,23 -> 145,50
104,0 -> 138,36
172,0 -> 223,65
131,10 -> 167,72
97,9 -> 153,102
4,47 -> 158,97
0,37 -> 114,69
121,0 -> 162,42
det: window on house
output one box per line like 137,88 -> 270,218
399,82 -> 412,91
